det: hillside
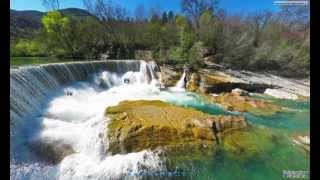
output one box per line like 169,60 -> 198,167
10,8 -> 93,40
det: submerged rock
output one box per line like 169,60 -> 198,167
223,128 -> 277,160
105,100 -> 247,155
29,140 -> 75,164
207,93 -> 282,116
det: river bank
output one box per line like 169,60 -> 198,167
159,63 -> 310,100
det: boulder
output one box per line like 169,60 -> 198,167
105,100 -> 247,154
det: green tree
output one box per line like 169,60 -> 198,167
199,10 -> 215,46
168,15 -> 195,62
42,11 -> 84,58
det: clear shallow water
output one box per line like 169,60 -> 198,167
10,70 -> 310,179
163,93 -> 310,179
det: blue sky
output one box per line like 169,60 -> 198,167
10,0 -> 280,14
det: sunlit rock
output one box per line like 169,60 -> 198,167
105,100 -> 247,155
207,93 -> 282,116
186,73 -> 201,92
264,88 -> 299,100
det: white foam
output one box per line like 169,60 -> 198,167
11,61 -> 198,179
32,74 -> 167,179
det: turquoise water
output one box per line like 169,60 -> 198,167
163,93 -> 310,180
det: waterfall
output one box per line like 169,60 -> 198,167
10,60 -> 156,158
175,70 -> 187,89
10,60 -> 166,179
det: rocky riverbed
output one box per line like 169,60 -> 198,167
11,60 -> 309,179
159,64 -> 310,100
102,62 -> 309,165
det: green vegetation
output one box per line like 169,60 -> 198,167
10,57 -> 83,66
10,0 -> 309,77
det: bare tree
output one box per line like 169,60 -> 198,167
148,5 -> 161,20
83,0 -> 127,34
247,11 -> 273,46
278,5 -> 310,30
134,4 -> 146,22
181,0 -> 218,30
83,0 -> 130,57
42,0 -> 60,10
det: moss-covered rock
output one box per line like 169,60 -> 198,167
105,100 -> 247,154
222,128 -> 277,160
207,93 -> 282,116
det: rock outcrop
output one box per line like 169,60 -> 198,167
264,88 -> 299,100
105,100 -> 247,155
224,69 -> 310,99
198,69 -> 275,94
159,65 -> 183,87
186,73 -> 201,92
159,64 -> 309,99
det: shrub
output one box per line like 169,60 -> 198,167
11,39 -> 45,57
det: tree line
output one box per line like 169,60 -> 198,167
11,0 -> 309,78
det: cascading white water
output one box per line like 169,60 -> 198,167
175,71 -> 186,88
10,60 -> 180,179
171,70 -> 187,92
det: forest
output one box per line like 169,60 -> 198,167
10,0 -> 310,78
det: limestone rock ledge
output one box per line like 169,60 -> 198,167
105,100 -> 247,155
